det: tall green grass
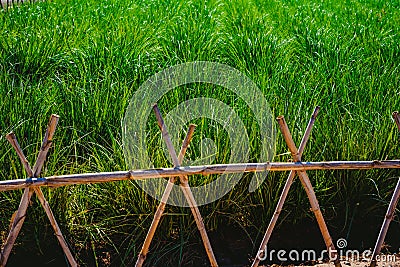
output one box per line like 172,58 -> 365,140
0,0 -> 399,265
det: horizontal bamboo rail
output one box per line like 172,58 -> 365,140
1,160 -> 400,192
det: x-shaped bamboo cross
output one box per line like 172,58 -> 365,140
253,109 -> 341,267
135,104 -> 217,267
0,115 -> 77,267
252,107 -> 320,267
278,115 -> 341,267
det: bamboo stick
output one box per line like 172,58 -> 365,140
32,114 -> 59,177
1,133 -> 36,267
393,111 -> 400,131
369,112 -> 400,267
5,133 -> 34,177
369,178 -> 400,267
0,187 -> 31,267
1,160 -> 400,192
34,188 -> 77,267
277,116 -> 341,267
152,104 -> 218,267
135,124 -> 196,267
252,106 -> 320,267
178,124 -> 196,164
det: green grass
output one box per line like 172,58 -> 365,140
0,0 -> 399,265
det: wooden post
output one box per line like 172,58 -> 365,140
151,104 -> 218,267
277,116 -> 341,267
369,111 -> 400,267
252,106 -> 320,267
0,115 -> 77,267
135,124 -> 196,267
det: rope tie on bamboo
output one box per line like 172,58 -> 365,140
295,161 -> 309,173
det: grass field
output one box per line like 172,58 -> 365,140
0,0 -> 400,266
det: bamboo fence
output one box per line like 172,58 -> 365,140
0,108 -> 399,267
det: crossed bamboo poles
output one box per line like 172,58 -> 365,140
252,107 -> 320,266
0,115 -> 77,267
135,104 -> 217,266
252,107 -> 341,267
